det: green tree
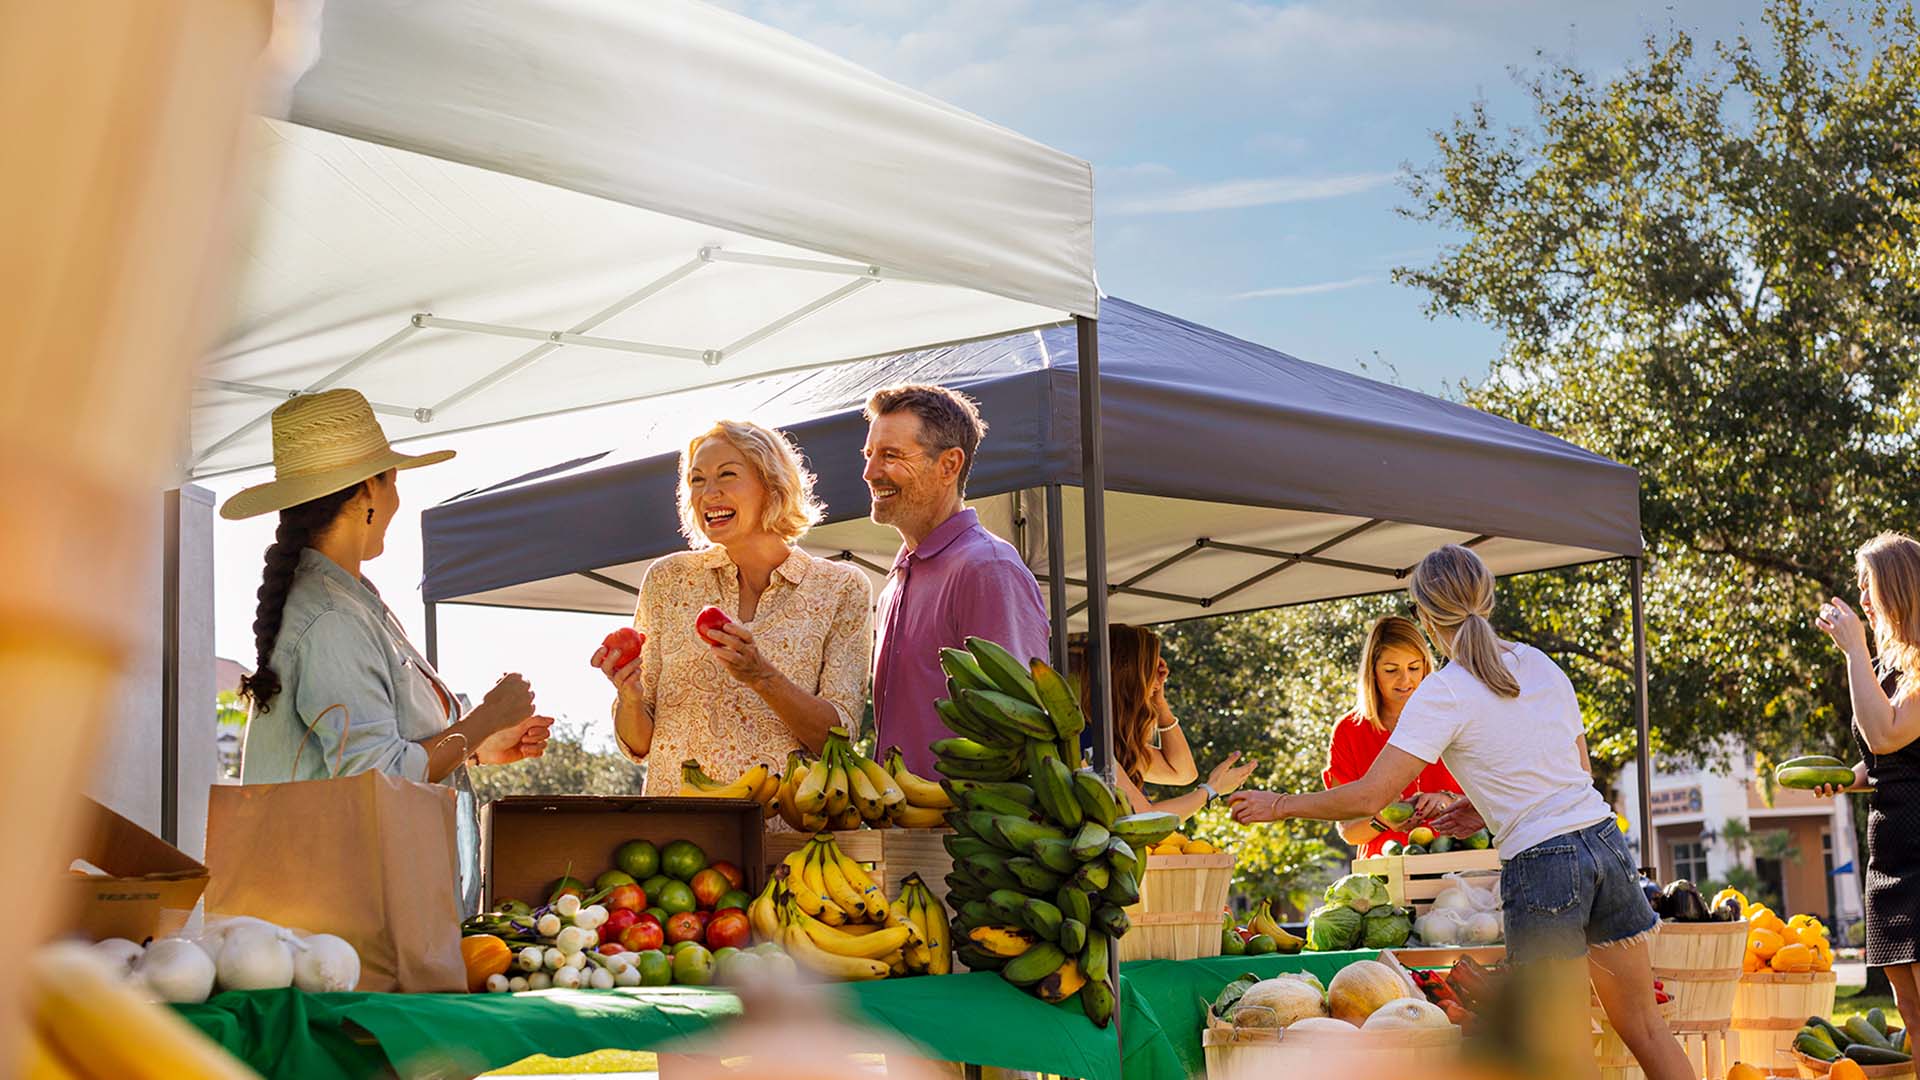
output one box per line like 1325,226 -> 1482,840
469,719 -> 648,803
1398,0 -> 1920,770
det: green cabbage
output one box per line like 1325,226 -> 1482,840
1305,903 -> 1363,951
1324,873 -> 1392,914
1361,905 -> 1413,949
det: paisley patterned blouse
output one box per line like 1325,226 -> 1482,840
623,545 -> 872,796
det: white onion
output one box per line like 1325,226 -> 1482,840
137,939 -> 216,1004
614,965 -> 642,988
90,938 -> 145,978
555,926 -> 594,955
589,967 -> 614,990
508,976 -> 530,993
543,947 -> 567,971
555,895 -> 582,919
527,972 -> 552,990
552,967 -> 582,990
486,973 -> 511,993
517,947 -> 544,973
216,925 -> 294,991
575,905 -> 609,931
292,934 -> 360,993
536,913 -> 563,937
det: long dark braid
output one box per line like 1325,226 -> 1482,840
238,483 -> 366,710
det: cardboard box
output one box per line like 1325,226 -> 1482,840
66,797 -> 208,942
481,795 -> 765,909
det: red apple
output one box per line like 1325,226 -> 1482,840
667,911 -> 705,946
599,908 -> 640,945
709,861 -> 745,892
706,909 -> 751,951
620,914 -> 665,953
690,868 -> 731,909
607,883 -> 646,914
598,942 -> 626,956
695,605 -> 733,646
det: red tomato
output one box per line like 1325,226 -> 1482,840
599,627 -> 644,669
667,911 -> 705,946
706,909 -> 752,951
694,606 -> 733,646
619,915 -> 665,953
709,861 -> 745,891
690,868 -> 731,910
599,908 -> 640,944
606,883 -> 646,914
597,943 -> 626,956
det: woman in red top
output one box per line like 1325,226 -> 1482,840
1323,615 -> 1474,855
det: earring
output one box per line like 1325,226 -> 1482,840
366,507 -> 375,525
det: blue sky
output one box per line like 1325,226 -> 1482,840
205,0 -> 1787,745
717,0 -> 1769,393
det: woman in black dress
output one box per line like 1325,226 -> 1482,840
1815,531 -> 1920,1038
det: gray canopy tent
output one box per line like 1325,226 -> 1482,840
421,298 -> 1657,862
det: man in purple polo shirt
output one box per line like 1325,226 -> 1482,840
863,384 -> 1050,776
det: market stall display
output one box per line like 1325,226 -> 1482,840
1221,901 -> 1305,957
1352,845 -> 1503,921
1304,874 -> 1416,953
1200,958 -> 1462,1076
678,728 -> 954,832
933,639 -> 1176,1025
752,834 -> 952,980
1723,889 -> 1840,1068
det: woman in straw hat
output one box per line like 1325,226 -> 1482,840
1229,544 -> 1689,1080
222,391 -> 553,887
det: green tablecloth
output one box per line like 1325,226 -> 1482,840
175,950 -> 1381,1080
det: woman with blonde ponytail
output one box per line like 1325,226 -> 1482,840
1231,544 -> 1690,1080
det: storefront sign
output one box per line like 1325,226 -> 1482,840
1651,787 -> 1703,817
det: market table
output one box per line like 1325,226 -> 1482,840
175,950 -> 1382,1080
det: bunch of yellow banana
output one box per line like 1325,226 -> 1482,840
890,873 -> 951,975
775,726 -> 918,830
676,759 -> 782,818
883,745 -> 952,827
744,834 -> 939,980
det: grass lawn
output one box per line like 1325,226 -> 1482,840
1835,985 -> 1897,1025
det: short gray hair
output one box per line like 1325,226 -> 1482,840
863,384 -> 987,494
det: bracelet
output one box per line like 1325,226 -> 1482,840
1156,718 -> 1181,733
1198,782 -> 1218,804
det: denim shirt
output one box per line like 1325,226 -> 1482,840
239,548 -> 480,912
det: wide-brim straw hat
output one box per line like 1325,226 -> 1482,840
219,389 -> 454,520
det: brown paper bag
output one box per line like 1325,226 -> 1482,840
204,717 -> 466,992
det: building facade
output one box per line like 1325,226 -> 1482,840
1615,751 -> 1863,927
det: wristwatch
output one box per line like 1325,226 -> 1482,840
1198,782 -> 1218,804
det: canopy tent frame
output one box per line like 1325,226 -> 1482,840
419,298 -> 1656,867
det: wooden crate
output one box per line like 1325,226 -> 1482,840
1650,921 -> 1748,1028
1596,1018 -> 1730,1080
1732,971 -> 1837,1069
762,828 -> 953,908
482,796 -> 766,909
1203,1021 -> 1460,1078
1351,848 -> 1501,916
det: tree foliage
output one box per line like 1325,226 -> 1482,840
469,720 -> 648,804
1397,0 -> 1920,767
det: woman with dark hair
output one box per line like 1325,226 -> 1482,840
1072,625 -> 1255,821
224,391 -> 553,906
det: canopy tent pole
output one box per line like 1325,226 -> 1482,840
1045,484 -> 1070,672
1073,314 -> 1120,1049
425,601 -> 440,670
161,490 -> 182,845
1632,557 -> 1653,868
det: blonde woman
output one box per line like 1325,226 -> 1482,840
1230,544 -> 1689,1080
1321,615 -> 1470,855
1813,532 -> 1920,1039
593,421 -> 872,795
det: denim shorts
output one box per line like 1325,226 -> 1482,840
1500,819 -> 1658,963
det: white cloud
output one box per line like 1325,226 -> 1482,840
1103,161 -> 1176,179
1109,172 -> 1395,215
1232,275 -> 1382,299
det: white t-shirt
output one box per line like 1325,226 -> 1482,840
1386,642 -> 1611,858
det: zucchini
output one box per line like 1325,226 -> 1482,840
1808,1017 -> 1850,1049
1845,1014 -> 1894,1050
1776,765 -> 1858,790
1799,1023 -> 1837,1052
1844,1044 -> 1913,1066
1870,1007 -> 1892,1037
1795,1030 -> 1841,1062
1778,754 -> 1847,770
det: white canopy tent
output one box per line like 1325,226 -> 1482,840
185,0 -> 1096,480
160,0 -> 1114,864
